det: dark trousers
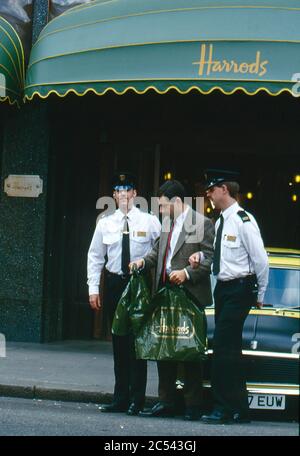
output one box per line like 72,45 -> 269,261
211,276 -> 257,416
157,360 -> 203,408
104,271 -> 147,407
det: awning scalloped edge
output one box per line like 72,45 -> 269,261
24,84 -> 296,101
0,95 -> 20,107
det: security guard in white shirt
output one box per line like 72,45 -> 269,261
190,170 -> 269,424
87,172 -> 161,415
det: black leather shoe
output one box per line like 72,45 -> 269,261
127,403 -> 143,416
100,402 -> 128,413
138,402 -> 175,418
184,406 -> 201,421
201,410 -> 232,424
231,413 -> 251,424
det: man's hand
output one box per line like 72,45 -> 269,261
189,252 -> 200,269
169,270 -> 187,285
89,294 -> 101,311
256,302 -> 263,309
129,259 -> 144,271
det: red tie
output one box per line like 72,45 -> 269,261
162,220 -> 175,284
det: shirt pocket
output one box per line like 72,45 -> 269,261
103,232 -> 121,246
130,232 -> 152,257
222,235 -> 241,260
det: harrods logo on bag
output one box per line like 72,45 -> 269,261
151,307 -> 196,339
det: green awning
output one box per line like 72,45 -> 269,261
0,16 -> 24,106
25,0 -> 300,100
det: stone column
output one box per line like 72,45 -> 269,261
0,0 -> 51,342
32,0 -> 49,44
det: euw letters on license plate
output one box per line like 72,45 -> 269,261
248,394 -> 286,410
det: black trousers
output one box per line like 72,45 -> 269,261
104,271 -> 147,407
211,275 -> 257,416
157,360 -> 203,408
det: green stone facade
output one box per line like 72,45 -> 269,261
0,0 -> 50,342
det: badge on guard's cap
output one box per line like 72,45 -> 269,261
204,169 -> 240,191
112,171 -> 136,190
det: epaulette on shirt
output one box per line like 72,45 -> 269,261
237,210 -> 251,223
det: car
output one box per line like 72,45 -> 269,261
202,248 -> 300,419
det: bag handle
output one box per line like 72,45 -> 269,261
130,263 -> 142,277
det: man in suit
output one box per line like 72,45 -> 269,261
130,180 -> 214,420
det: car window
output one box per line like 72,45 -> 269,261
264,267 -> 300,308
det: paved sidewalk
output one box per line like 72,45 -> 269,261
0,341 -> 158,404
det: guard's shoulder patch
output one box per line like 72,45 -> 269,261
237,210 -> 251,223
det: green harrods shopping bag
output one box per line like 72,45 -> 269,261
135,284 -> 207,362
112,268 -> 153,336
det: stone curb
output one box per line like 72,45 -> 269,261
0,384 -> 157,405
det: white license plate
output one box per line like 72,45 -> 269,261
248,394 -> 286,410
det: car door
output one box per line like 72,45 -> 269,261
252,266 -> 300,353
246,266 -> 300,385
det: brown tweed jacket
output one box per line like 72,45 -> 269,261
144,207 -> 215,307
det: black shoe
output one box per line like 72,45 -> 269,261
138,402 -> 175,418
184,406 -> 201,421
127,403 -> 143,416
201,410 -> 232,424
231,413 -> 251,424
100,402 -> 128,413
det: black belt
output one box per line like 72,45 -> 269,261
105,269 -> 130,281
217,274 -> 257,286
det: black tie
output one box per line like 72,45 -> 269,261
121,216 -> 130,275
213,214 -> 224,276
